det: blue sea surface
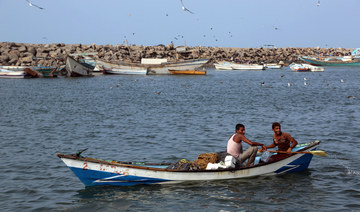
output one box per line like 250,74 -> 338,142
0,67 -> 359,211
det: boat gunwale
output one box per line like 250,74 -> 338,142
56,140 -> 320,173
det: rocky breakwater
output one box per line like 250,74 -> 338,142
0,42 -> 353,67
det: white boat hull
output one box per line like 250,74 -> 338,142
0,69 -> 25,79
57,141 -> 320,186
92,59 -> 209,75
215,61 -> 265,70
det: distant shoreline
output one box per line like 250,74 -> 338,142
0,42 -> 353,67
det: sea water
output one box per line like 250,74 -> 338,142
0,67 -> 360,211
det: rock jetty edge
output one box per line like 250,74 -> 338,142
0,42 -> 353,67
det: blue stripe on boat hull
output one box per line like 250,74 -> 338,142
69,167 -> 170,186
274,153 -> 313,174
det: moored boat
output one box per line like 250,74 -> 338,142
101,66 -> 148,75
215,61 -> 265,70
264,63 -> 283,69
168,69 -> 206,75
84,58 -> 209,75
299,56 -> 360,66
65,56 -> 94,77
214,62 -> 233,70
57,140 -> 321,187
0,69 -> 26,79
299,48 -> 360,66
289,63 -> 324,72
0,66 -> 58,77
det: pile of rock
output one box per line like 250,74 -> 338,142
0,42 -> 352,67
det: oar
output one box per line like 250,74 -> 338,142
268,150 -> 328,157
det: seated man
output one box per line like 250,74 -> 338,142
227,124 -> 266,167
266,122 -> 298,162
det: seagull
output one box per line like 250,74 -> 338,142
25,0 -> 44,10
340,79 -> 345,83
155,91 -> 161,95
317,1 -> 320,6
261,82 -> 265,86
304,77 -> 308,80
287,83 -> 293,87
180,0 -> 194,14
304,82 -> 309,86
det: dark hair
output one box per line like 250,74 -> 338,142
272,122 -> 281,129
236,124 -> 245,131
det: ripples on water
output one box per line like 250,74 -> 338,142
0,67 -> 359,211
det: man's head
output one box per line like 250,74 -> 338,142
272,122 -> 282,135
235,124 -> 245,134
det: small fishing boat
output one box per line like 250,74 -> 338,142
168,69 -> 206,75
214,62 -> 233,70
264,63 -> 283,69
299,56 -> 360,67
0,66 -> 58,77
65,56 -> 94,77
299,48 -> 360,67
289,63 -> 324,72
101,66 -> 148,75
215,61 -> 265,70
57,140 -> 322,187
83,58 -> 209,75
0,69 -> 26,78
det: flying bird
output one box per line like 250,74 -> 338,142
25,0 -> 44,10
317,1 -> 321,6
180,0 -> 194,14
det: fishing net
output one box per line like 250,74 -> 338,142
167,159 -> 200,171
195,153 -> 219,170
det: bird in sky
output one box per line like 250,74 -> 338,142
317,1 -> 321,7
25,0 -> 44,10
180,0 -> 194,14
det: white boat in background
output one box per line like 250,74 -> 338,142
87,58 -> 209,75
102,66 -> 148,75
289,63 -> 324,72
214,62 -> 233,70
0,69 -> 26,79
264,63 -> 283,69
231,63 -> 265,70
215,61 -> 265,70
306,64 -> 325,72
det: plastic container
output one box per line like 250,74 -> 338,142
260,151 -> 271,162
224,155 -> 236,168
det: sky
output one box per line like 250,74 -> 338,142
0,0 -> 359,48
